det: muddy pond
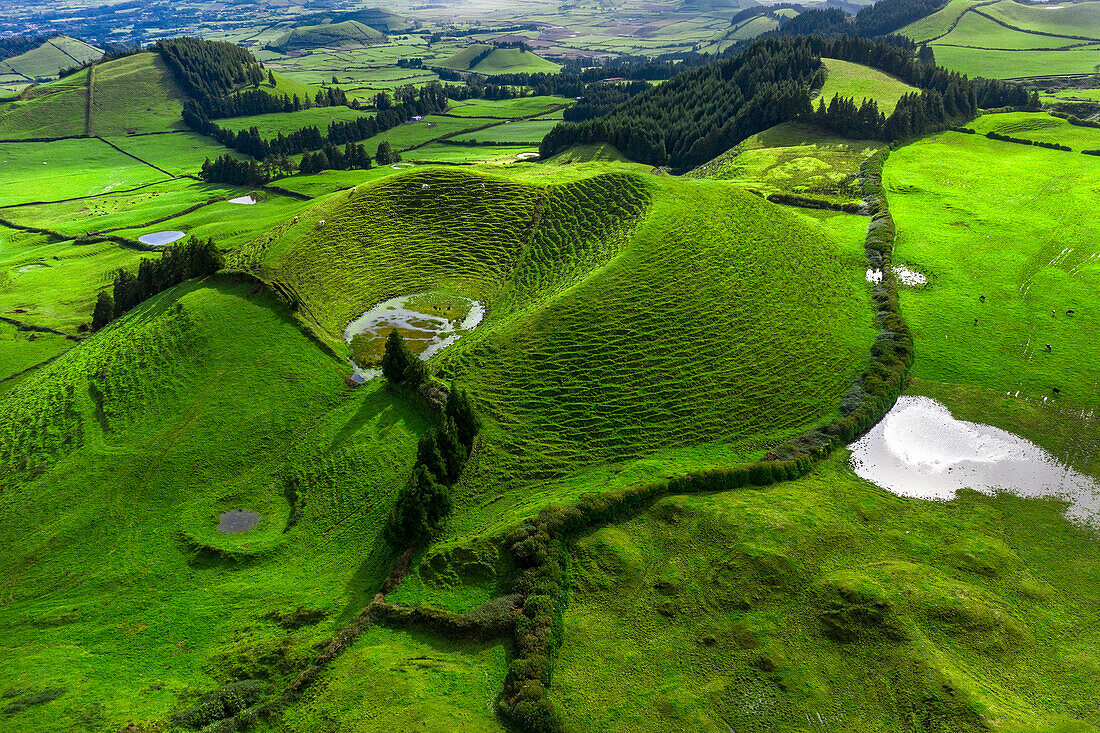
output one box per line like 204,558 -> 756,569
217,509 -> 261,533
344,292 -> 485,380
138,230 -> 186,246
850,396 -> 1100,524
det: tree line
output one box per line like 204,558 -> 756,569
380,331 -> 482,547
540,35 -> 1032,170
92,237 -> 223,330
186,83 -> 447,170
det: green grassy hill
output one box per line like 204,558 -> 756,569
0,36 -> 101,83
818,58 -> 919,114
0,276 -> 428,730
240,166 -> 873,495
437,44 -> 562,75
901,0 -> 1100,78
269,20 -> 387,53
0,52 -> 188,139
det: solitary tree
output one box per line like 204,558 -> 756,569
92,291 -> 114,331
268,69 -> 276,86
376,141 -> 394,166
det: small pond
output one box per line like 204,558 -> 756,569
217,509 -> 261,533
344,292 -> 486,380
228,194 -> 257,205
850,396 -> 1100,524
139,230 -> 186,246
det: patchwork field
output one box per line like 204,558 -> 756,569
901,0 -> 1100,79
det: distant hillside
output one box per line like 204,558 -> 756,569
436,44 -> 561,75
269,20 -> 387,53
296,7 -> 412,33
679,0 -> 759,11
0,35 -> 101,83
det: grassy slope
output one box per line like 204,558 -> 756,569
216,106 -> 369,137
901,0 -> 985,42
930,45 -> 1100,78
819,58 -> 918,114
90,52 -> 187,136
270,20 -> 386,53
0,70 -> 88,139
437,44 -> 561,75
551,453 -> 1100,732
242,167 -> 873,534
0,36 -> 102,80
934,10 -> 1083,49
689,122 -> 885,205
0,278 -> 429,730
984,0 -> 1100,38
885,131 -> 1100,409
0,137 -> 170,205
968,111 -> 1100,151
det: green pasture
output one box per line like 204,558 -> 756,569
408,143 -> 537,163
0,71 -> 88,139
929,44 -> 1100,79
690,122 -> 884,205
0,230 -> 155,333
457,119 -> 558,144
819,58 -> 918,114
0,279 -> 429,730
0,321 -> 71,383
0,138 -> 170,206
1042,88 -> 1100,102
90,52 -> 187,136
983,0 -> 1100,39
216,106 -> 370,137
901,0 -> 988,42
934,10 -> 1083,49
104,131 -> 247,176
268,20 -> 386,53
1,178 -> 238,237
443,95 -> 573,119
0,36 -> 101,82
968,111 -> 1100,151
272,626 -> 507,732
361,116 -> 498,153
885,131 -> 1100,409
552,453 -> 1100,732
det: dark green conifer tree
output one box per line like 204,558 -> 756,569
92,291 -> 114,331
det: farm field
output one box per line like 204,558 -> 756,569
443,95 -> 573,119
0,137 -> 171,205
407,143 -> 537,163
0,70 -> 89,139
216,106 -> 370,137
968,111 -> 1100,151
457,119 -> 559,144
0,320 -> 71,383
89,52 -> 187,135
884,131 -> 1100,410
0,36 -> 101,91
901,0 -> 1100,78
818,58 -> 918,113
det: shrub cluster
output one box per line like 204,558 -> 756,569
985,131 -> 1071,152
372,594 -> 521,641
1049,111 -> 1100,130
94,237 -> 224,330
172,680 -> 268,729
383,332 -> 483,546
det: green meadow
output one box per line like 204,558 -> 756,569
819,58 -> 918,113
968,111 -> 1100,152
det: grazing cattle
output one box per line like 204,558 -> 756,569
317,220 -> 326,228
974,318 -> 978,325
293,216 -> 299,223
1045,343 -> 1052,352
1052,309 -> 1057,317
1053,387 -> 1061,395
422,184 -> 430,189
1067,309 -> 1075,316
979,295 -> 985,302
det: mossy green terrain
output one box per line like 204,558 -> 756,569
551,454 -> 1100,732
689,122 -> 884,206
0,278 -> 429,730
437,44 -> 561,75
269,20 -> 387,53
